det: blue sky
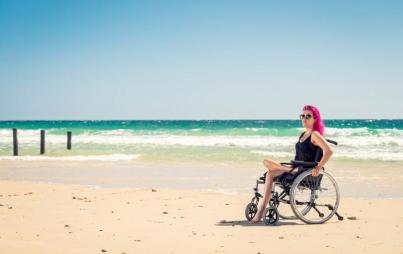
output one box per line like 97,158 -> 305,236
0,0 -> 402,120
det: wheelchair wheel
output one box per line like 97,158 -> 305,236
290,170 -> 340,224
245,202 -> 258,221
263,206 -> 279,225
272,184 -> 298,220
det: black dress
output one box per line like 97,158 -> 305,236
294,131 -> 322,162
272,131 -> 323,182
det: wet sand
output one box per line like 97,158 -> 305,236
1,159 -> 403,198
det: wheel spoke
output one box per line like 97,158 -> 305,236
290,170 -> 340,224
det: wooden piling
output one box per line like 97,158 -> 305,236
67,131 -> 72,150
40,129 -> 45,154
13,128 -> 18,156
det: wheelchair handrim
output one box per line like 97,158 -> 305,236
290,170 -> 340,224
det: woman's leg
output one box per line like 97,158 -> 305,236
251,159 -> 292,223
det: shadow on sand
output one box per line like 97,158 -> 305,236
215,219 -> 340,227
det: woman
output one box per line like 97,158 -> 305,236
251,105 -> 334,223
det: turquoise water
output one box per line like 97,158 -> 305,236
0,120 -> 402,162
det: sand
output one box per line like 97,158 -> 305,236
0,180 -> 402,254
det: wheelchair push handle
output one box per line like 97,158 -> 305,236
325,139 -> 338,146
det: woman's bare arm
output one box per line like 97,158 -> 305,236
311,131 -> 334,176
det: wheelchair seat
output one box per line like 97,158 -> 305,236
259,137 -> 338,184
259,166 -> 311,183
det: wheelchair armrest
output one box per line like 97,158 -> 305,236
290,160 -> 318,168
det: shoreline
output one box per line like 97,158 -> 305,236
1,160 -> 403,199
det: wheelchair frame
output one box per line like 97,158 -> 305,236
245,138 -> 343,225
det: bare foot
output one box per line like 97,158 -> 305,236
250,209 -> 263,223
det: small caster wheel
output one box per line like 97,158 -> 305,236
245,202 -> 258,221
338,216 -> 344,221
263,206 -> 279,225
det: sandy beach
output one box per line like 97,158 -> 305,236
1,0 -> 402,252
1,179 -> 402,254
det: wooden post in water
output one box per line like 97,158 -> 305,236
40,130 -> 45,155
12,128 -> 18,156
67,131 -> 72,150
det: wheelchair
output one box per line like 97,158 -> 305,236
245,138 -> 343,225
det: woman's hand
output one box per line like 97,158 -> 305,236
311,165 -> 321,176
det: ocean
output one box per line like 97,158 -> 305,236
0,119 -> 402,162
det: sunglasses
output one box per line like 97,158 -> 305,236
300,114 -> 313,120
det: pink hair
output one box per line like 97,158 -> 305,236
303,105 -> 325,136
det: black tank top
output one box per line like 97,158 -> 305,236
294,131 -> 322,162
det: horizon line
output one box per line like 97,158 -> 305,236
0,118 -> 402,121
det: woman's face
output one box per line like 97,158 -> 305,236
300,109 -> 315,129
